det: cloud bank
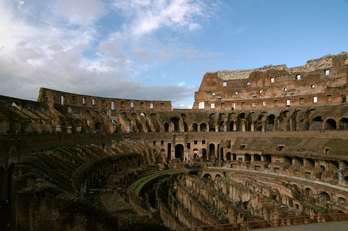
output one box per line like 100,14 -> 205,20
0,0 -> 220,107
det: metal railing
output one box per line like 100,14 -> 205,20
180,212 -> 348,231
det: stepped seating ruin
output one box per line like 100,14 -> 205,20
0,52 -> 348,230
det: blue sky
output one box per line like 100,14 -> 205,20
0,0 -> 347,108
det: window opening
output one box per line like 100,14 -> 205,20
296,74 -> 301,80
313,96 -> 318,103
150,103 -> 154,109
223,81 -> 227,87
270,77 -> 275,83
211,103 -> 215,109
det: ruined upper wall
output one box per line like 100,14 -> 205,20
38,88 -> 172,111
216,52 -> 348,80
194,52 -> 348,110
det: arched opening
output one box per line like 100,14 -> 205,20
183,122 -> 188,132
230,121 -> 235,131
193,148 -> 199,158
325,118 -> 336,130
339,118 -> 348,130
318,192 -> 331,206
203,174 -> 211,180
200,123 -> 207,132
313,116 -> 323,131
164,122 -> 169,132
0,167 -> 5,201
175,144 -> 184,161
338,197 -> 347,206
266,114 -> 275,131
170,117 -> 180,132
294,157 -> 303,166
245,154 -> 251,162
254,154 -> 261,161
198,102 -> 205,109
202,149 -> 207,159
305,188 -> 313,197
226,152 -> 231,161
232,154 -> 237,161
284,156 -> 292,165
95,122 -> 102,133
209,144 -> 215,160
306,158 -> 315,168
264,155 -> 271,163
330,161 -> 339,171
191,123 -> 198,132
7,163 -> 15,202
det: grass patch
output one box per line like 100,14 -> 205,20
129,168 -> 186,195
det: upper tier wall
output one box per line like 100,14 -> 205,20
38,88 -> 172,111
193,52 -> 348,110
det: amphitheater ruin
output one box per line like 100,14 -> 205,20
1,52 -> 348,230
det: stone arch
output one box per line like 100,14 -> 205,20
318,192 -> 331,206
191,123 -> 198,132
203,173 -> 211,180
208,113 -> 215,132
245,154 -> 251,162
170,117 -> 180,132
339,118 -> 348,130
175,144 -> 184,161
266,114 -> 275,131
163,122 -> 169,132
294,157 -> 303,166
229,121 -> 235,131
313,116 -> 323,131
200,123 -> 207,132
209,143 -> 215,161
324,118 -> 337,130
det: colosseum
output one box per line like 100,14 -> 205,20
1,52 -> 348,231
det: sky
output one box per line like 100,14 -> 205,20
0,0 -> 347,108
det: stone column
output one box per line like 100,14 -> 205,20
242,122 -> 245,132
251,122 -> 255,132
233,123 -> 237,132
215,124 -> 219,132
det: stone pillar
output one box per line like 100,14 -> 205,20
224,123 -> 227,132
251,122 -> 255,132
262,123 -> 266,133
233,123 -> 237,132
242,122 -> 245,132
338,161 -> 346,186
216,124 -> 219,132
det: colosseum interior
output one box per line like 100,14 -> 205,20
1,52 -> 348,231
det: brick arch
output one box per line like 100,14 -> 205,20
324,117 -> 337,130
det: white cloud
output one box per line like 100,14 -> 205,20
178,82 -> 185,86
112,0 -> 210,35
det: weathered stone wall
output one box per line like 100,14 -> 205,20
193,52 -> 348,110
